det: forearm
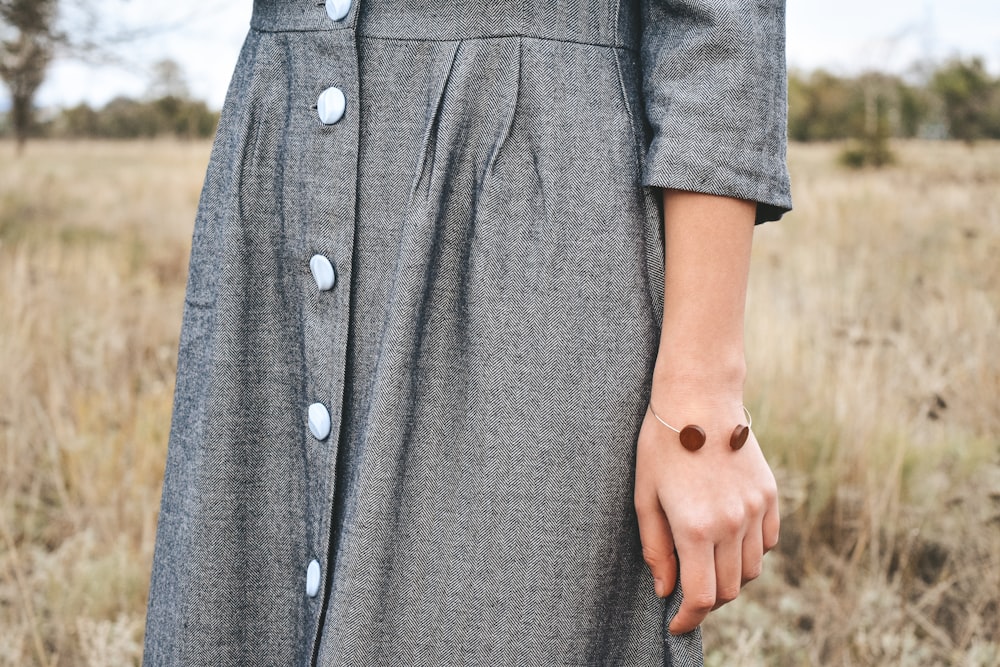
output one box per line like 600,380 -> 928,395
652,188 -> 756,401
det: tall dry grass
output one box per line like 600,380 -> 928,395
1,141 -> 200,666
1,140 -> 998,666
708,142 -> 1000,666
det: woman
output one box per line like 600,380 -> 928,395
142,0 -> 791,665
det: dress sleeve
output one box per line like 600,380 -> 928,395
638,0 -> 792,224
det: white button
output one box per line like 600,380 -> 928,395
308,403 -> 331,440
317,87 -> 346,125
309,254 -> 336,291
306,559 -> 321,597
326,0 -> 351,21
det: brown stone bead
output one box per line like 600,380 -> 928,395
679,425 -> 706,451
730,425 -> 750,450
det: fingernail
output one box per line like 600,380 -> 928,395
653,579 -> 664,597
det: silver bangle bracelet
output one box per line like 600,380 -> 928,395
647,403 -> 753,451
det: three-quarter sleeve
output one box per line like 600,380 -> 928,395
638,0 -> 792,224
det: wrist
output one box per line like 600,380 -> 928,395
652,342 -> 747,392
646,362 -> 748,440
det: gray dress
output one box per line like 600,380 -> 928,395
141,0 -> 791,665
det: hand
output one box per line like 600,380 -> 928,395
633,391 -> 780,635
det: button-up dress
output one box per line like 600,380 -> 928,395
141,0 -> 792,665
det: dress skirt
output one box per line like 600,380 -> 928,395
142,1 -> 791,666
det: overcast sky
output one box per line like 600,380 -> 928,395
19,0 -> 1000,110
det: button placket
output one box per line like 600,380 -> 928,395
295,10 -> 360,659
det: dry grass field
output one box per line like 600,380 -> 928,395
1,139 -> 998,666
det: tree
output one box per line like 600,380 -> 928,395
0,0 -> 60,152
146,58 -> 190,101
787,69 -> 866,142
930,57 -> 1000,143
1,0 -> 173,150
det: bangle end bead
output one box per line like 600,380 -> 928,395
679,425 -> 706,451
730,424 -> 750,450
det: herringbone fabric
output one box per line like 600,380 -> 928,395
141,1 -> 791,666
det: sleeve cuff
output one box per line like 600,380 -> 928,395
640,138 -> 793,225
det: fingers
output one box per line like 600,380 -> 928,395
710,538 -> 743,612
635,492 -> 678,597
668,538 -> 715,635
671,497 -> 766,627
740,490 -> 769,585
762,502 -> 780,553
739,526 -> 764,587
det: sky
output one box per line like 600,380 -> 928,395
14,0 -> 1000,111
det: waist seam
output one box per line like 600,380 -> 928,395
249,24 -> 635,52
359,32 -> 634,51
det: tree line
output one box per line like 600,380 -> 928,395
2,56 -> 998,146
788,57 -> 1000,144
36,94 -> 219,140
0,53 -> 219,140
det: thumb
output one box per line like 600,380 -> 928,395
635,492 -> 678,597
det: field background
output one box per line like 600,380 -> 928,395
0,140 -> 998,666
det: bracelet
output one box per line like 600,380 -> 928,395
647,403 -> 752,451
